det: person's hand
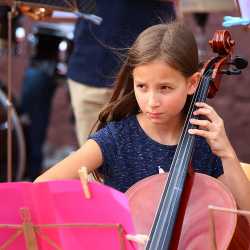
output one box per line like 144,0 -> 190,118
188,102 -> 235,159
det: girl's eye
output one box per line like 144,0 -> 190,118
136,84 -> 146,89
160,85 -> 172,92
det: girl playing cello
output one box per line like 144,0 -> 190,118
35,22 -> 250,217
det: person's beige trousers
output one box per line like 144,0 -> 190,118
68,79 -> 113,146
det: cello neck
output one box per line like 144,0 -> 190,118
145,69 -> 213,250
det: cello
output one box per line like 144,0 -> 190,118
126,30 -> 250,249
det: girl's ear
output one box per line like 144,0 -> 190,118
187,72 -> 200,95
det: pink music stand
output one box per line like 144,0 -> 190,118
0,180 -> 138,250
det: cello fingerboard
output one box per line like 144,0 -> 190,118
145,67 -> 213,250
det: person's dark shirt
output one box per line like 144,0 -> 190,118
89,115 -> 224,192
67,0 -> 175,87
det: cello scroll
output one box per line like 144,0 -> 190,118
202,30 -> 247,98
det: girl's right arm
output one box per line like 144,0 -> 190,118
34,139 -> 103,182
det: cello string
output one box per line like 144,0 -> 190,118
164,65 -> 213,172
145,70 -> 209,247
171,66 -> 213,171
166,68 -> 211,185
147,57 -> 219,248
146,68 -> 213,249
164,70 -> 212,203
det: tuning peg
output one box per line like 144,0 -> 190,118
230,56 -> 248,70
220,68 -> 241,75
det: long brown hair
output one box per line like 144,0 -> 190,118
95,21 -> 199,132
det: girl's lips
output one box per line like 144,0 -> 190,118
148,112 -> 162,118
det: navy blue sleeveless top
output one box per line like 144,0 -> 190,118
89,116 -> 223,192
67,0 -> 175,87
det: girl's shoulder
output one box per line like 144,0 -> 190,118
89,115 -> 138,141
106,115 -> 138,133
88,116 -> 140,171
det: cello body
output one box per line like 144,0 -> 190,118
124,29 -> 250,249
126,173 -> 250,249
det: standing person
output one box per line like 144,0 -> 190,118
67,0 -> 176,145
20,57 -> 57,180
36,22 -> 250,214
19,20 -> 74,180
19,0 -> 175,180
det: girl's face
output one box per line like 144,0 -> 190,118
133,60 -> 198,125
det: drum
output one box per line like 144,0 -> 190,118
0,84 -> 26,181
29,22 -> 74,77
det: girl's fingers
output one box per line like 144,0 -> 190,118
188,128 -> 213,138
193,108 -> 214,122
195,102 -> 212,109
189,103 -> 230,158
189,118 -> 211,129
193,102 -> 217,121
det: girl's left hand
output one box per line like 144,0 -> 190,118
188,102 -> 235,159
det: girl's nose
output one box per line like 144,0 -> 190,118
148,92 -> 160,108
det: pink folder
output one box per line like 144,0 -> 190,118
0,180 -> 137,250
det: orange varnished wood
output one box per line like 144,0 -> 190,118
125,29 -> 250,249
126,173 -> 250,249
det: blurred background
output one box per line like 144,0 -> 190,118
0,1 -> 249,181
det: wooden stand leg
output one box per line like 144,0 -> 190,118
126,234 -> 149,245
79,166 -> 91,199
20,207 -> 38,250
